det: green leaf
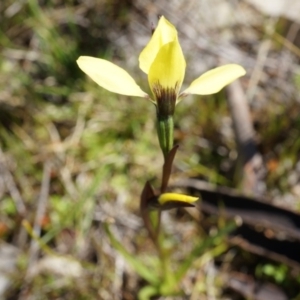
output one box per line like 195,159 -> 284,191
138,285 -> 158,300
174,221 -> 236,282
104,223 -> 160,285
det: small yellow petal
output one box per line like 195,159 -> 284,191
77,56 -> 148,98
158,193 -> 198,205
181,64 -> 246,96
148,41 -> 186,96
139,16 -> 178,74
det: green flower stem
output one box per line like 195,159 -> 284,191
156,115 -> 174,160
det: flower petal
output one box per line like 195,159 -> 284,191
139,16 -> 178,74
181,64 -> 246,96
77,56 -> 148,98
158,193 -> 198,205
148,41 -> 186,96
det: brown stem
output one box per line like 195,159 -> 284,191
160,144 -> 179,193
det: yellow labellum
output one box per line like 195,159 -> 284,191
148,40 -> 186,97
158,193 -> 199,205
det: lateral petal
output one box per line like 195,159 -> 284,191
77,56 -> 148,98
182,64 -> 246,96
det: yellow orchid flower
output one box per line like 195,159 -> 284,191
147,192 -> 199,210
77,16 -> 246,158
158,193 -> 198,204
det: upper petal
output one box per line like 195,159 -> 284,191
148,40 -> 186,96
139,16 -> 178,74
181,64 -> 246,96
77,56 -> 148,98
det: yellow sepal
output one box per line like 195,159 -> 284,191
77,56 -> 148,98
139,16 -> 178,74
181,64 -> 246,97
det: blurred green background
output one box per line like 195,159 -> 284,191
1,0 -> 300,299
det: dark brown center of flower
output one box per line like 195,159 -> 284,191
152,82 -> 178,117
